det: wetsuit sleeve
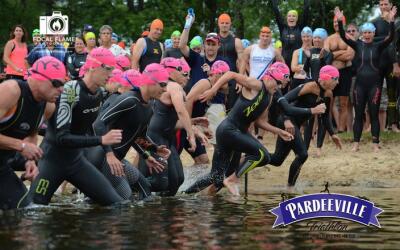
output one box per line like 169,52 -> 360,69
274,88 -> 312,116
377,22 -> 395,51
93,95 -> 140,153
324,50 -> 334,65
283,84 -> 305,103
300,0 -> 311,27
322,97 -> 335,136
132,129 -> 159,160
338,21 -> 358,50
271,0 -> 284,32
55,82 -> 102,148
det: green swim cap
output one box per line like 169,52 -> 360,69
84,32 -> 96,42
171,30 -> 181,38
190,38 -> 202,49
288,10 -> 298,17
32,29 -> 40,36
274,40 -> 282,49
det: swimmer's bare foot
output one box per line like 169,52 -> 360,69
223,174 -> 240,196
287,185 -> 295,194
316,148 -> 322,157
373,143 -> 380,153
206,184 -> 218,196
391,124 -> 400,133
351,142 -> 359,152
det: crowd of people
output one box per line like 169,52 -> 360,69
1,0 -> 399,210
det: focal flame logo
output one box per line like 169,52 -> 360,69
40,11 -> 69,35
49,17 -> 65,33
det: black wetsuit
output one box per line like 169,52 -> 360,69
0,80 -> 46,209
67,52 -> 87,80
339,20 -> 394,143
218,33 -> 239,111
139,37 -> 163,72
269,82 -> 335,186
185,83 -> 313,193
271,0 -> 310,72
29,79 -> 123,205
93,89 -> 159,199
165,48 -> 183,59
146,99 -> 183,196
373,16 -> 398,128
303,48 -> 334,149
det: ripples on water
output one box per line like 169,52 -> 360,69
0,187 -> 399,250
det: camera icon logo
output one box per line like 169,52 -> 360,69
40,11 -> 69,35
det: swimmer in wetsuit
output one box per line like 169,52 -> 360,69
93,63 -> 171,199
269,65 -> 342,192
335,6 -> 396,152
29,48 -> 125,206
186,62 -> 326,196
0,56 -> 65,209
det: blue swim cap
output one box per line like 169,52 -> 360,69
193,35 -> 203,44
241,39 -> 250,48
164,39 -> 173,49
313,28 -> 328,40
301,26 -> 313,36
112,32 -> 119,41
361,22 -> 376,32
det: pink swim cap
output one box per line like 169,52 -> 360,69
179,58 -> 191,73
115,55 -> 131,70
29,56 -> 66,81
84,47 -> 116,69
160,57 -> 182,74
107,69 -> 123,84
319,65 -> 340,81
120,69 -> 142,87
263,62 -> 290,81
210,60 -> 230,75
141,63 -> 169,85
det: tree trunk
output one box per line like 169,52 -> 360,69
234,0 -> 244,38
206,0 -> 217,32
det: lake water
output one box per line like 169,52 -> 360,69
0,186 -> 398,250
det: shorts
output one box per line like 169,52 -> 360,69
334,67 -> 352,97
205,104 -> 226,144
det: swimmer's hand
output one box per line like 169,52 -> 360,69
311,103 -> 326,115
106,152 -> 125,177
156,145 -> 171,159
20,141 -> 43,161
24,160 -> 39,181
284,120 -> 295,136
235,84 -> 242,93
191,117 -> 209,127
146,156 -> 165,174
331,134 -> 342,150
278,129 -> 294,141
193,125 -> 209,146
199,89 -> 216,103
187,133 -> 197,152
102,129 -> 123,145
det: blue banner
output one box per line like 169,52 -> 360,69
269,193 -> 383,228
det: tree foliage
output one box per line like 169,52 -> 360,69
0,0 -> 393,53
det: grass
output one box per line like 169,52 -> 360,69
337,131 -> 400,143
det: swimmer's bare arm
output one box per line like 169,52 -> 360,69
169,83 -> 196,151
235,37 -> 244,69
199,71 -> 260,102
335,46 -> 355,61
255,109 -> 294,141
275,48 -> 285,63
0,80 -> 23,151
291,49 -> 302,73
185,79 -> 212,116
239,46 -> 251,75
3,41 -> 19,71
131,38 -> 145,70
179,15 -> 195,58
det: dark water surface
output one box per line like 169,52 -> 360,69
0,187 -> 399,250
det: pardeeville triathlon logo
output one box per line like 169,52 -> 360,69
269,193 -> 383,228
40,11 -> 69,35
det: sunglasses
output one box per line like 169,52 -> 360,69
99,63 -> 113,71
159,82 -> 168,87
166,65 -> 182,71
31,69 -> 64,88
332,77 -> 339,81
347,29 -> 357,33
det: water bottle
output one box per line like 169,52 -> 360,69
185,8 -> 195,29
